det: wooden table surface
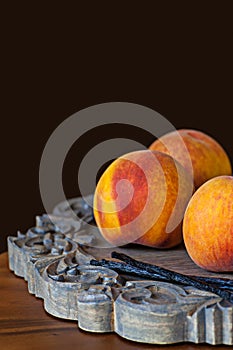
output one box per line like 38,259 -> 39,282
0,251 -> 230,350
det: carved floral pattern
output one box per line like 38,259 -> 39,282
7,196 -> 233,345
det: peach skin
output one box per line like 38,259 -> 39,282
94,150 -> 194,248
149,129 -> 232,188
183,175 -> 233,272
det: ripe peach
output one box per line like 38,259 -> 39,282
149,129 -> 232,188
183,176 -> 233,272
94,150 -> 194,248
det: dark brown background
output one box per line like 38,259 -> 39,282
1,2 -> 232,253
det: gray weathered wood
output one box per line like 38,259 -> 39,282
7,196 -> 233,345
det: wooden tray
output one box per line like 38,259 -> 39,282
7,196 -> 233,346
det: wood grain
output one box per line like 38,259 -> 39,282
8,225 -> 233,344
4,196 -> 233,347
1,251 -> 231,350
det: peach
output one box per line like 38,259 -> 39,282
94,150 -> 194,248
149,129 -> 232,188
183,176 -> 233,272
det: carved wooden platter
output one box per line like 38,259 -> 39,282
7,195 -> 233,345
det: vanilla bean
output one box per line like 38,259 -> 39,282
91,257 -> 233,302
109,252 -> 233,302
111,252 -> 233,291
112,252 -> 233,290
190,275 -> 233,291
90,259 -> 171,282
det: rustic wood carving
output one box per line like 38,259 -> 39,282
7,196 -> 233,345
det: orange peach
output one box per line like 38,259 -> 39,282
94,150 -> 194,248
183,176 -> 233,272
149,129 -> 232,188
